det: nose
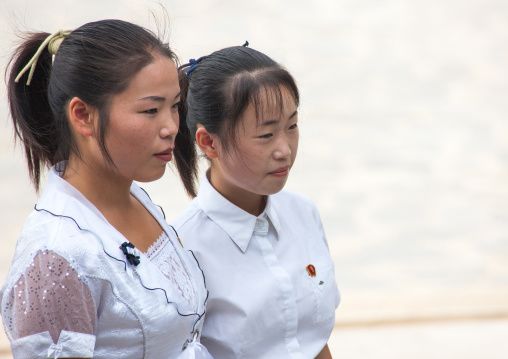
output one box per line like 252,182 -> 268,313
273,134 -> 291,160
159,110 -> 179,139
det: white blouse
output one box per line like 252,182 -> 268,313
0,163 -> 211,359
172,173 -> 340,359
145,231 -> 196,308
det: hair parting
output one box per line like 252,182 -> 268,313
177,45 -> 300,197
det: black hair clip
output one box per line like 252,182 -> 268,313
120,242 -> 140,266
243,41 -> 249,47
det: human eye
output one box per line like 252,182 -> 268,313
289,123 -> 298,130
258,133 -> 273,139
142,108 -> 158,115
172,101 -> 181,110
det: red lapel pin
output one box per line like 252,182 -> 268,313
306,264 -> 316,277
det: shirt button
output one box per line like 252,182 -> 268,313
255,221 -> 264,229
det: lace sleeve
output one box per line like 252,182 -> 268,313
3,250 -> 96,344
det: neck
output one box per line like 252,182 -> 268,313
63,157 -> 133,211
208,169 -> 267,216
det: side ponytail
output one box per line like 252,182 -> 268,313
7,32 -> 58,191
174,69 -> 198,198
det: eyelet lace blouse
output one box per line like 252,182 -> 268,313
145,231 -> 196,307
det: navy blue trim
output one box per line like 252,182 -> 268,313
34,205 -> 128,270
168,225 -> 210,331
34,204 -> 207,329
157,205 -> 166,220
139,186 -> 166,220
188,249 -> 208,292
139,186 -> 151,200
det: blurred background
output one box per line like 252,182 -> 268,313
0,0 -> 507,358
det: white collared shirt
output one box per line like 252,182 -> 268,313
172,173 -> 340,359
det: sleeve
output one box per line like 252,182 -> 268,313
2,250 -> 96,358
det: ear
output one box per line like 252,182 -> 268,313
196,125 -> 219,159
68,97 -> 96,137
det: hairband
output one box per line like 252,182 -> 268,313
15,29 -> 72,86
181,40 -> 250,79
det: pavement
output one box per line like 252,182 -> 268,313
329,318 -> 508,359
1,0 -> 507,357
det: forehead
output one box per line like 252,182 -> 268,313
244,85 -> 297,125
117,54 -> 179,100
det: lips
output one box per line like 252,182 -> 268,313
154,147 -> 174,162
268,166 -> 289,178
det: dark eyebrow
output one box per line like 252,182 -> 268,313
138,96 -> 165,102
138,92 -> 181,102
260,110 -> 298,126
260,119 -> 279,127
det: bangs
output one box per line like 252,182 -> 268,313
221,67 -> 299,150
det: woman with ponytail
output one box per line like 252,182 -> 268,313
1,20 -> 212,359
172,45 -> 340,359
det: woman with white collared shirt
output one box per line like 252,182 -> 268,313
0,19 -> 212,358
172,45 -> 340,359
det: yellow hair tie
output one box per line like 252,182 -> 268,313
15,29 -> 72,86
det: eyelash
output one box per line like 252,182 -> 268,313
142,101 -> 180,114
259,123 -> 298,139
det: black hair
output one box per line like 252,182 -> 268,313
178,46 -> 300,197
7,19 -> 193,191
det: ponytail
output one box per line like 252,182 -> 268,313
6,20 -> 180,193
174,69 -> 198,198
7,32 -> 58,191
175,46 -> 300,199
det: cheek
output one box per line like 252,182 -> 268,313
114,117 -> 150,139
106,125 -> 151,158
223,153 -> 249,175
221,149 -> 258,178
239,147 -> 267,167
291,133 -> 299,158
292,140 -> 299,158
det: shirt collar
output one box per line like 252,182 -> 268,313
264,196 -> 281,235
37,163 -> 111,230
196,171 -> 281,252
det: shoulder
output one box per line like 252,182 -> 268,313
270,189 -> 326,235
171,198 -> 229,250
171,198 -> 204,230
18,208 -> 83,251
271,188 -> 319,214
2,210 -> 98,294
11,206 -> 110,283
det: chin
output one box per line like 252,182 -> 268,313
264,183 -> 287,196
135,168 -> 166,183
